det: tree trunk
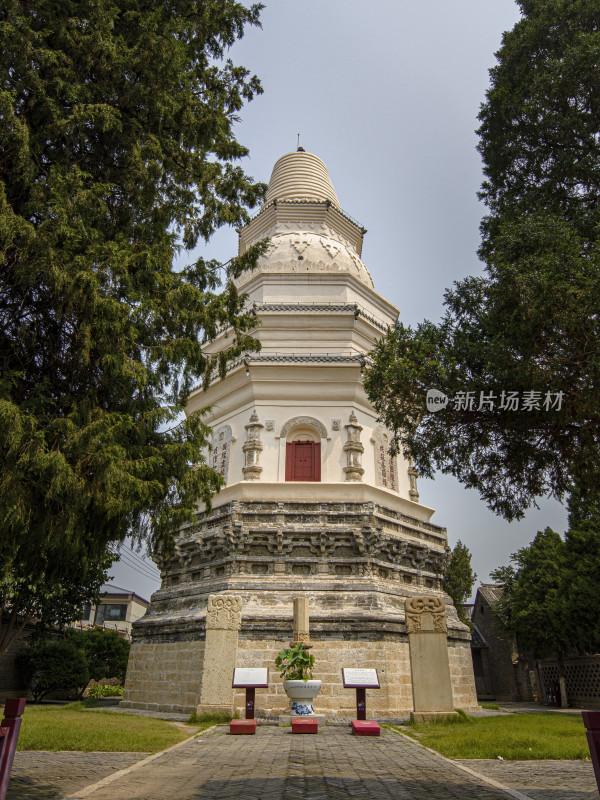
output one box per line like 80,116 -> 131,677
0,607 -> 29,661
557,653 -> 569,708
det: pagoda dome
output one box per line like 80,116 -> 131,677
237,150 -> 374,289
263,151 -> 340,208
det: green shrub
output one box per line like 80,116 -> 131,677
65,628 -> 130,683
88,684 -> 124,699
17,640 -> 90,702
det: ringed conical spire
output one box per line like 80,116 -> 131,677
263,150 -> 340,208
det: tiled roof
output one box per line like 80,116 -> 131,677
478,583 -> 505,605
100,583 -> 130,595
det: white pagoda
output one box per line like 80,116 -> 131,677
122,150 -> 478,717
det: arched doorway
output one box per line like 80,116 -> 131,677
285,429 -> 321,481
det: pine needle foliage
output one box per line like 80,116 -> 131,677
0,0 -> 268,657
365,0 -> 600,520
443,540 -> 476,624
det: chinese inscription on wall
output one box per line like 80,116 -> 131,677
373,426 -> 398,492
210,424 -> 233,483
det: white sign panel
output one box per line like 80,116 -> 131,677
211,424 -> 233,483
232,667 -> 269,688
342,668 -> 380,688
373,426 -> 398,492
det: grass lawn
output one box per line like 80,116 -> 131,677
389,712 -> 590,760
17,702 -> 207,752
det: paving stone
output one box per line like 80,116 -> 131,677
7,752 -> 147,800
458,758 -> 598,799
7,726 -> 599,800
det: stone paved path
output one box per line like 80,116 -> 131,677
458,759 -> 598,800
7,751 -> 147,799
8,725 -> 598,800
67,724 -> 521,800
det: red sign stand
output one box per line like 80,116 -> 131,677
342,668 -> 381,736
230,668 -> 268,735
582,711 -> 600,792
0,698 -> 26,800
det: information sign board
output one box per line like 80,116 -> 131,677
232,668 -> 269,688
342,668 -> 380,688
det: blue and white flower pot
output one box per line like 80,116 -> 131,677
283,680 -> 322,716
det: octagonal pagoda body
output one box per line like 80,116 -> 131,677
123,151 -> 478,717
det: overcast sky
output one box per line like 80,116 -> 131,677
111,0 -> 569,601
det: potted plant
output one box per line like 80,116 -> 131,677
275,643 -> 321,717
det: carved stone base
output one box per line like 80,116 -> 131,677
343,466 -> 364,481
242,465 -> 262,479
123,497 -> 478,717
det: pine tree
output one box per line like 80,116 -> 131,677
365,0 -> 600,520
443,541 -> 476,625
0,0 -> 267,658
491,529 -> 571,707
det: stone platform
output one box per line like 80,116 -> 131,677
122,497 -> 478,717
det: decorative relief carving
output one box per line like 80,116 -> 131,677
291,238 -> 310,255
279,416 -> 327,440
320,239 -> 340,259
236,226 -> 374,288
331,419 -> 341,431
372,426 -> 399,492
242,409 -> 263,480
206,594 -> 242,630
265,419 -> 275,432
167,504 -> 447,591
408,462 -> 419,502
210,424 -> 233,483
404,595 -> 448,634
343,411 -> 364,481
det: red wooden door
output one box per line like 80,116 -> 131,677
285,441 -> 321,481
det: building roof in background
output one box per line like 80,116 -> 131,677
478,583 -> 505,605
99,583 -> 149,605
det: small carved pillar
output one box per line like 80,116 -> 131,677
343,411 -> 364,481
408,462 -> 420,502
242,409 -> 263,480
405,596 -> 456,721
197,594 -> 242,714
292,597 -> 311,647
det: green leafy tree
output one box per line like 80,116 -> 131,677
17,639 -> 90,702
562,491 -> 600,655
0,1 -> 268,659
365,0 -> 600,520
0,551 -> 110,660
562,521 -> 600,655
491,528 -> 571,706
443,540 -> 476,624
66,627 -> 130,685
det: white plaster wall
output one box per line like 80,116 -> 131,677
205,396 -> 412,501
241,273 -> 398,330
